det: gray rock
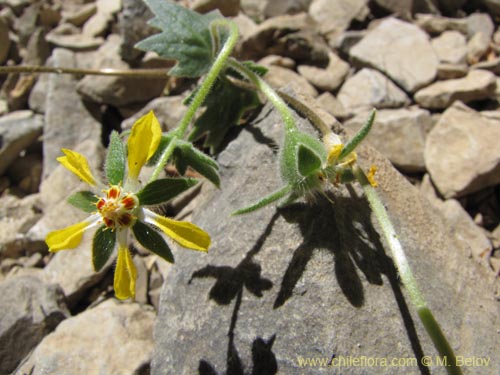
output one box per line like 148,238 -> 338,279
414,70 -> 496,109
76,35 -> 167,107
43,48 -> 102,178
239,13 -> 329,65
0,110 -> 43,176
152,98 -> 500,374
192,0 -> 241,16
344,107 -> 430,172
62,3 -> 97,27
472,57 -> 500,74
466,12 -> 494,39
264,65 -> 318,98
16,299 -> 154,375
309,0 -> 369,36
297,53 -> 349,92
350,18 -> 439,93
0,194 -> 43,260
431,31 -> 467,64
121,96 -> 186,131
45,23 -> 104,51
0,275 -> 69,374
337,68 -> 410,113
24,27 -> 51,66
82,0 -> 121,37
263,0 -> 311,17
240,0 -> 267,20
333,30 -> 366,54
373,0 -> 412,19
436,63 -> 468,79
466,32 -> 490,65
425,101 -> 500,198
0,16 -> 10,65
119,0 -> 156,63
257,55 -> 296,69
28,71 -> 49,113
315,92 -> 349,120
415,13 -> 468,35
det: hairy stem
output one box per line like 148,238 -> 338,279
227,58 -> 297,134
353,165 -> 461,375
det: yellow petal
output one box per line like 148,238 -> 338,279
127,110 -> 162,179
57,149 -> 96,186
45,220 -> 90,252
149,214 -> 210,252
367,165 -> 378,188
327,144 -> 344,165
114,246 -> 137,300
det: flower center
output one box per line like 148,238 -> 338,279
96,185 -> 139,229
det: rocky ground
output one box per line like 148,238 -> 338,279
1,0 -> 500,374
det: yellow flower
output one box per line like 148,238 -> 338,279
45,111 -> 210,300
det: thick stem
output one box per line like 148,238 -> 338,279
227,59 -> 297,134
0,65 -> 168,78
150,19 -> 239,182
174,19 -> 239,138
353,165 -> 462,375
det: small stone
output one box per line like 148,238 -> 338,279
232,12 -> 258,43
263,0 -> 311,17
7,74 -> 37,111
315,92 -> 349,120
425,101 -> 500,198
0,110 -> 43,175
467,32 -> 491,65
258,55 -> 296,69
431,31 -> 467,64
344,107 -> 430,172
472,57 -> 500,74
76,35 -> 167,107
0,16 -> 10,64
0,194 -> 43,260
467,13 -> 494,39
309,0 -> 369,36
28,71 -> 49,113
333,30 -> 366,54
437,63 -> 468,79
134,256 -> 149,305
38,3 -> 61,27
350,18 -> 439,92
23,27 -> 51,66
0,275 -> 69,375
192,0 -> 241,16
121,96 -> 186,131
373,0 -> 412,19
263,65 -> 318,98
43,48 -> 102,178
45,23 -> 104,50
414,70 -> 496,109
297,53 -> 349,91
62,3 -> 97,26
82,12 -> 110,37
337,68 -> 410,114
240,0 -> 266,20
415,13 -> 468,35
16,299 -> 154,375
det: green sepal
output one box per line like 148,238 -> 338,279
67,191 -> 98,213
106,130 -> 126,185
92,225 -> 116,271
297,145 -> 322,177
132,220 -> 174,263
174,140 -> 220,187
137,177 -> 199,206
339,109 -> 376,160
188,77 -> 261,153
135,0 -> 222,78
232,185 -> 292,215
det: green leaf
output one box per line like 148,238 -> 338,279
174,140 -> 220,187
92,226 -> 116,271
297,145 -> 322,177
232,185 -> 292,215
106,131 -> 126,185
132,220 -> 174,263
67,191 -> 98,213
339,109 -> 376,160
189,78 -> 261,153
135,0 -> 222,78
137,177 -> 199,205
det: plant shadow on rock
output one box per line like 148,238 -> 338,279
191,213 -> 280,375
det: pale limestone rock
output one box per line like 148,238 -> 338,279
431,31 -> 467,64
264,65 -> 318,98
297,53 -> 349,91
425,102 -> 500,198
16,299 -> 154,375
467,12 -> 494,39
415,13 -> 468,35
350,18 -> 438,92
337,68 -> 410,113
436,63 -> 468,79
315,92 -> 349,120
344,107 -> 430,172
467,32 -> 490,65
414,70 -> 496,109
309,0 -> 369,36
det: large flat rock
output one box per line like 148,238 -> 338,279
152,100 -> 500,374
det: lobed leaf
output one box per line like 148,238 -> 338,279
135,0 -> 222,78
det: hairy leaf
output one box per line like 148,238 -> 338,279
67,191 -> 98,213
135,0 -> 222,77
174,140 -> 220,187
132,221 -> 174,263
137,177 -> 199,205
106,131 -> 126,185
92,226 -> 116,271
